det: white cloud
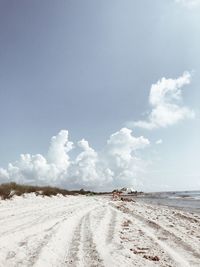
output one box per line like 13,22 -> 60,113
0,128 -> 150,191
156,139 -> 163,145
47,130 -> 73,170
0,168 -> 9,182
103,128 -> 150,188
128,72 -> 195,130
175,0 -> 200,8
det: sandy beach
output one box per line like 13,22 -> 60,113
0,194 -> 200,267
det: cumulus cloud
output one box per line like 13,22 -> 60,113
127,72 -> 195,130
103,128 -> 150,188
47,130 -> 73,170
0,128 -> 150,191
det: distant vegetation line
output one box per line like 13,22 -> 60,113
0,182 -> 107,200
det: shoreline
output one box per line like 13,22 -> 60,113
134,196 -> 200,214
118,191 -> 200,214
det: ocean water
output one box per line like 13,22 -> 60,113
167,191 -> 200,200
136,191 -> 200,214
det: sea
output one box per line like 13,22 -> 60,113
136,191 -> 200,214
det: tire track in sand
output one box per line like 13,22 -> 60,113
65,208 -> 105,267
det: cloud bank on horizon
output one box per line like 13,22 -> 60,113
0,128 -> 149,190
127,72 -> 195,130
0,72 -> 195,190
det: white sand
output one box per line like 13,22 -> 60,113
0,194 -> 200,267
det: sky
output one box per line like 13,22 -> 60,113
0,0 -> 199,191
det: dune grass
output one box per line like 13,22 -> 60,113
0,182 -> 94,200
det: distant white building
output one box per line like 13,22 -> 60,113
120,187 -> 136,195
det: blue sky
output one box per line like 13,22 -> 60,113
0,0 -> 199,191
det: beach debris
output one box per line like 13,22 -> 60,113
130,248 -> 145,254
143,255 -> 160,261
120,197 -> 135,202
137,247 -> 149,251
130,247 -> 149,254
122,220 -> 132,228
112,190 -> 122,200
